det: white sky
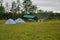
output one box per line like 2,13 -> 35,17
3,0 -> 60,12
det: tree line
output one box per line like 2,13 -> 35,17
0,0 -> 60,20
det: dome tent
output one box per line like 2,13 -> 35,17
15,18 -> 25,23
5,19 -> 16,24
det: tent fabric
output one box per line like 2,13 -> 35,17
23,15 -> 35,19
15,18 -> 25,23
5,19 -> 16,24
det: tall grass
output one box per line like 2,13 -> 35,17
0,20 -> 60,40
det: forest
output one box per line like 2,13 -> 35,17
0,0 -> 60,20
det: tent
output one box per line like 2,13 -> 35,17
5,19 -> 16,24
15,18 -> 25,23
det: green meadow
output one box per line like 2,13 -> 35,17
0,20 -> 60,40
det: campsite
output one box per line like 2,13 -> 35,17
0,0 -> 60,40
0,20 -> 60,40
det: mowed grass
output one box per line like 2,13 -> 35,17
0,20 -> 60,40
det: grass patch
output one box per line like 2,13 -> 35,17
0,20 -> 60,40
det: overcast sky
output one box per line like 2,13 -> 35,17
3,0 -> 60,12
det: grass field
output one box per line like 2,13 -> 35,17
0,20 -> 60,40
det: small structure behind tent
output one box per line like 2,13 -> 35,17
22,15 -> 38,22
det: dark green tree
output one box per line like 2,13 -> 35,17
0,0 -> 5,14
29,5 -> 37,14
23,0 -> 37,15
5,2 -> 9,13
0,0 -> 3,6
37,9 -> 44,14
10,1 -> 16,13
0,6 -> 5,13
16,0 -> 21,14
0,0 -> 5,19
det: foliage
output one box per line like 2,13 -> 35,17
0,6 -> 5,14
0,0 -> 60,20
23,0 -> 37,14
0,12 -> 22,20
10,1 -> 16,13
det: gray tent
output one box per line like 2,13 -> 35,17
15,18 -> 25,23
5,19 -> 16,24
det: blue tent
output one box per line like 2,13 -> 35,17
15,18 -> 25,23
5,19 -> 16,24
